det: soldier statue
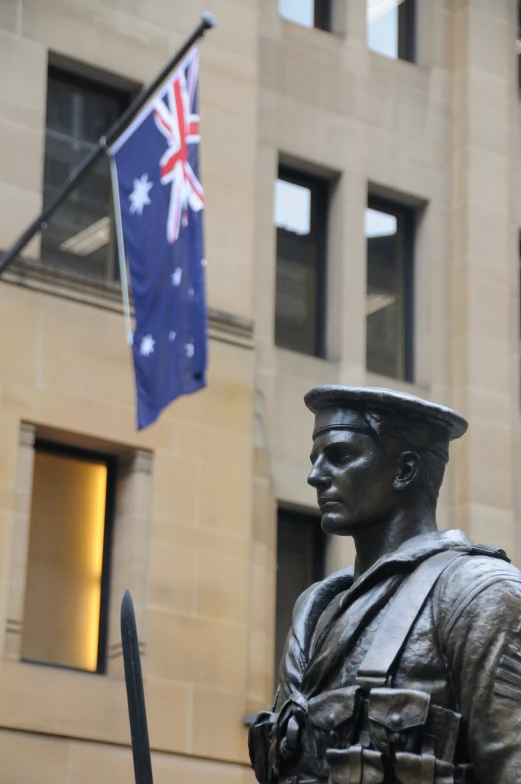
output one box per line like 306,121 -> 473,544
248,386 -> 521,784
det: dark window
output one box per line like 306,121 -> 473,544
367,0 -> 415,62
275,508 -> 325,680
274,167 -> 328,356
41,68 -> 130,282
365,196 -> 414,381
279,0 -> 332,32
21,440 -> 115,673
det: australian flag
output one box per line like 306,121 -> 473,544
110,49 -> 206,429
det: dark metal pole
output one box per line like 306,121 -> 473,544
0,12 -> 216,276
121,588 -> 154,784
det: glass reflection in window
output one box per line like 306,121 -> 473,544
274,169 -> 328,357
367,0 -> 415,62
365,200 -> 414,380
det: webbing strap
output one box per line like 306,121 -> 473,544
356,549 -> 463,689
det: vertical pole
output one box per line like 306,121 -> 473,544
105,140 -> 133,346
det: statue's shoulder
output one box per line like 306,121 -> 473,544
291,566 -> 354,642
436,544 -> 521,633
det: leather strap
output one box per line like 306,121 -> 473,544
356,550 -> 463,689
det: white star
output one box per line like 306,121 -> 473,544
129,174 -> 153,216
168,331 -> 177,342
139,334 -> 155,357
201,258 -> 207,267
185,342 -> 194,358
171,268 -> 182,286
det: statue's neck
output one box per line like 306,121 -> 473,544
353,507 -> 438,579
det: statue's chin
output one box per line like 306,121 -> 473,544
320,510 -> 354,536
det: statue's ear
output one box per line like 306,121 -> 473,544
393,451 -> 421,491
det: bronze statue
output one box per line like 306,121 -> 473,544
249,386 -> 521,784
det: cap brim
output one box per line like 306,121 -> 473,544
304,385 -> 468,441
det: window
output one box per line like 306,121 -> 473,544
365,196 -> 414,380
41,68 -> 130,282
21,441 -> 115,672
274,167 -> 328,356
275,508 -> 325,678
367,0 -> 415,61
279,0 -> 331,31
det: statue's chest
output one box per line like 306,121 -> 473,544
317,596 -> 452,706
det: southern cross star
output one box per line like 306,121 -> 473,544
172,267 -> 182,286
129,174 -> 153,216
139,334 -> 155,357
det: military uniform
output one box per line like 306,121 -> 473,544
249,530 -> 521,784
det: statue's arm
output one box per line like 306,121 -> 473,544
438,557 -> 521,783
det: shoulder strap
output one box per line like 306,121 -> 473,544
356,549 -> 464,690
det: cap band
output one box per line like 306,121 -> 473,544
312,423 -> 373,439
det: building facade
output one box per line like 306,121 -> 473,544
0,0 -> 519,781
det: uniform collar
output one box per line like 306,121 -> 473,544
348,528 -> 472,601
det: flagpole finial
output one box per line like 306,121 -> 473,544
202,12 -> 217,29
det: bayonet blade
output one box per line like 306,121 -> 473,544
121,588 -> 154,784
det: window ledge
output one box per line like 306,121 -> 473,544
1,257 -> 254,350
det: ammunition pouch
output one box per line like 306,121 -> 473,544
326,747 -> 384,784
367,688 -> 430,757
308,686 -> 362,748
249,711 -> 277,784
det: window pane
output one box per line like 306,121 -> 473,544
41,73 -> 125,281
279,0 -> 315,27
22,450 -> 108,671
274,172 -> 327,356
275,510 -> 324,679
367,0 -> 400,59
275,179 -> 311,235
366,205 -> 404,378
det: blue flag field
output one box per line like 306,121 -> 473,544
110,49 -> 207,429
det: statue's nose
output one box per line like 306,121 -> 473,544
307,461 -> 331,489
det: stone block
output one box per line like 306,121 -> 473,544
196,551 -> 249,625
145,677 -> 192,753
153,751 -> 245,784
40,297 -> 136,408
69,741 -> 134,784
0,30 -> 46,111
0,287 -> 39,386
152,520 -> 249,561
0,728 -> 69,784
191,685 -> 250,762
150,540 -> 197,614
199,458 -> 251,537
152,452 -> 200,527
175,421 -> 250,467
0,182 -> 41,255
147,609 -> 248,693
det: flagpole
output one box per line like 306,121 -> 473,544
105,144 -> 133,345
0,12 -> 216,277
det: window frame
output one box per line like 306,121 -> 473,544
367,0 -> 416,63
397,0 -> 416,63
22,438 -> 117,675
42,66 -> 131,285
275,165 -> 329,358
279,0 -> 332,32
314,0 -> 332,32
366,194 -> 415,383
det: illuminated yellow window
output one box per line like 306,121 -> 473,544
21,443 -> 113,672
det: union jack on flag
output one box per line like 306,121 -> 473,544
110,49 -> 207,430
153,55 -> 204,243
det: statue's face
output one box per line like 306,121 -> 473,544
308,428 -> 399,536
